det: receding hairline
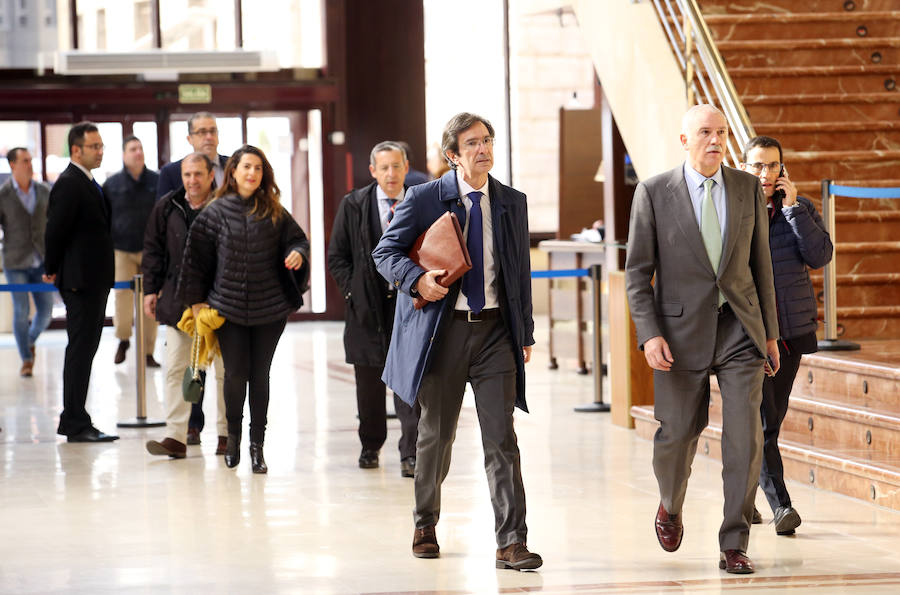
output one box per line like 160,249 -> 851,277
681,104 -> 727,135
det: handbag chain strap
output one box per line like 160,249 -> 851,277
190,328 -> 202,380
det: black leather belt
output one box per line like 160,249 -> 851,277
453,308 -> 501,322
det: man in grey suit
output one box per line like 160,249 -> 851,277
625,105 -> 780,574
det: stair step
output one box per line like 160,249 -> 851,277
705,11 -> 900,24
809,273 -> 900,285
631,406 -> 900,511
834,241 -> 900,253
718,37 -> 900,51
698,0 -> 900,14
746,93 -> 900,105
730,65 -> 900,78
834,251 -> 900,275
780,159 -> 900,181
820,305 -> 900,319
722,47 -> 900,69
832,317 -> 900,340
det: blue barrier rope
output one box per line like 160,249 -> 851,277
0,281 -> 134,292
829,184 -> 900,199
531,268 -> 589,279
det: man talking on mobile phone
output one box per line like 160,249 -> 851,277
740,136 -> 833,537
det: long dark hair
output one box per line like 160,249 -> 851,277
216,144 -> 283,223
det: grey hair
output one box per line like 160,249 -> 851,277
369,141 -> 407,167
681,104 -> 727,135
187,111 -> 216,134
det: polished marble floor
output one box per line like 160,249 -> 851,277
1,319 -> 899,594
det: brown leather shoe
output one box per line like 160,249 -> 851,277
114,340 -> 129,364
412,525 -> 440,558
496,543 -> 543,571
655,502 -> 683,552
19,360 -> 34,377
146,437 -> 187,459
146,354 -> 161,368
719,549 -> 754,574
216,435 -> 228,455
186,428 -> 201,445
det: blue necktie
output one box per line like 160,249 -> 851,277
386,199 -> 397,224
462,191 -> 485,314
92,179 -> 104,197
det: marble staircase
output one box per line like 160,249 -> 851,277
631,341 -> 900,511
699,0 -> 900,341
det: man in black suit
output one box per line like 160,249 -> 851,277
44,121 -> 118,443
156,112 -> 229,198
155,110 -> 228,445
328,141 -> 421,476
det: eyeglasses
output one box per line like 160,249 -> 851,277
744,161 -> 781,174
79,143 -> 104,151
190,127 -> 218,137
461,137 -> 494,151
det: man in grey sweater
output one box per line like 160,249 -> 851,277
0,147 -> 54,377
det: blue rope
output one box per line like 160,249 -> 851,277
0,281 -> 134,292
531,269 -> 589,279
829,184 -> 900,199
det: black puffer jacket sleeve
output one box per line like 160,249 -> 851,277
782,196 -> 833,270
177,205 -> 218,307
280,208 -> 311,308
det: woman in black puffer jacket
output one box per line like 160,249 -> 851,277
179,145 -> 310,473
741,136 -> 832,535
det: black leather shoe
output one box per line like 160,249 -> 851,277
249,442 -> 267,474
774,506 -> 801,535
752,506 -> 763,524
145,354 -> 161,368
114,340 -> 129,364
359,448 -> 379,469
400,456 -> 416,478
224,434 -> 241,468
186,428 -> 201,445
68,427 -> 119,443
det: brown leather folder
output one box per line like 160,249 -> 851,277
408,211 -> 472,309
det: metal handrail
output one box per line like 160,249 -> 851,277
650,0 -> 756,165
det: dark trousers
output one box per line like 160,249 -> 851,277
759,340 -> 804,512
414,316 -> 527,548
652,305 -> 764,552
57,287 -> 110,436
216,318 -> 286,443
354,364 -> 420,458
189,398 -> 205,431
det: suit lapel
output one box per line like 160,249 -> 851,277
667,167 -> 715,275
488,175 -> 508,260
718,167 -> 744,276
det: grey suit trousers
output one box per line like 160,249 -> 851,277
652,305 -> 764,552
413,315 -> 527,548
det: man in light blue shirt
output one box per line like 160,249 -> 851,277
0,148 -> 53,377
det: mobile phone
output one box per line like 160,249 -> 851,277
764,355 -> 777,377
773,165 -> 786,202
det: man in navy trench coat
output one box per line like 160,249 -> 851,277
373,112 -> 541,571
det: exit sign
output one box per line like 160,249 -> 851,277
178,84 -> 212,104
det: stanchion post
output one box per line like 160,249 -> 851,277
575,263 -> 610,413
118,274 -> 166,428
817,180 -> 860,351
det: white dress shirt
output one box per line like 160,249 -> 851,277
454,169 -> 498,311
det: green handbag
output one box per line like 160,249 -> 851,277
181,332 -> 205,404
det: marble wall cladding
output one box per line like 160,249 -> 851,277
698,0 -> 900,14
833,317 -> 900,339
830,215 -> 900,241
722,47 -> 900,69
